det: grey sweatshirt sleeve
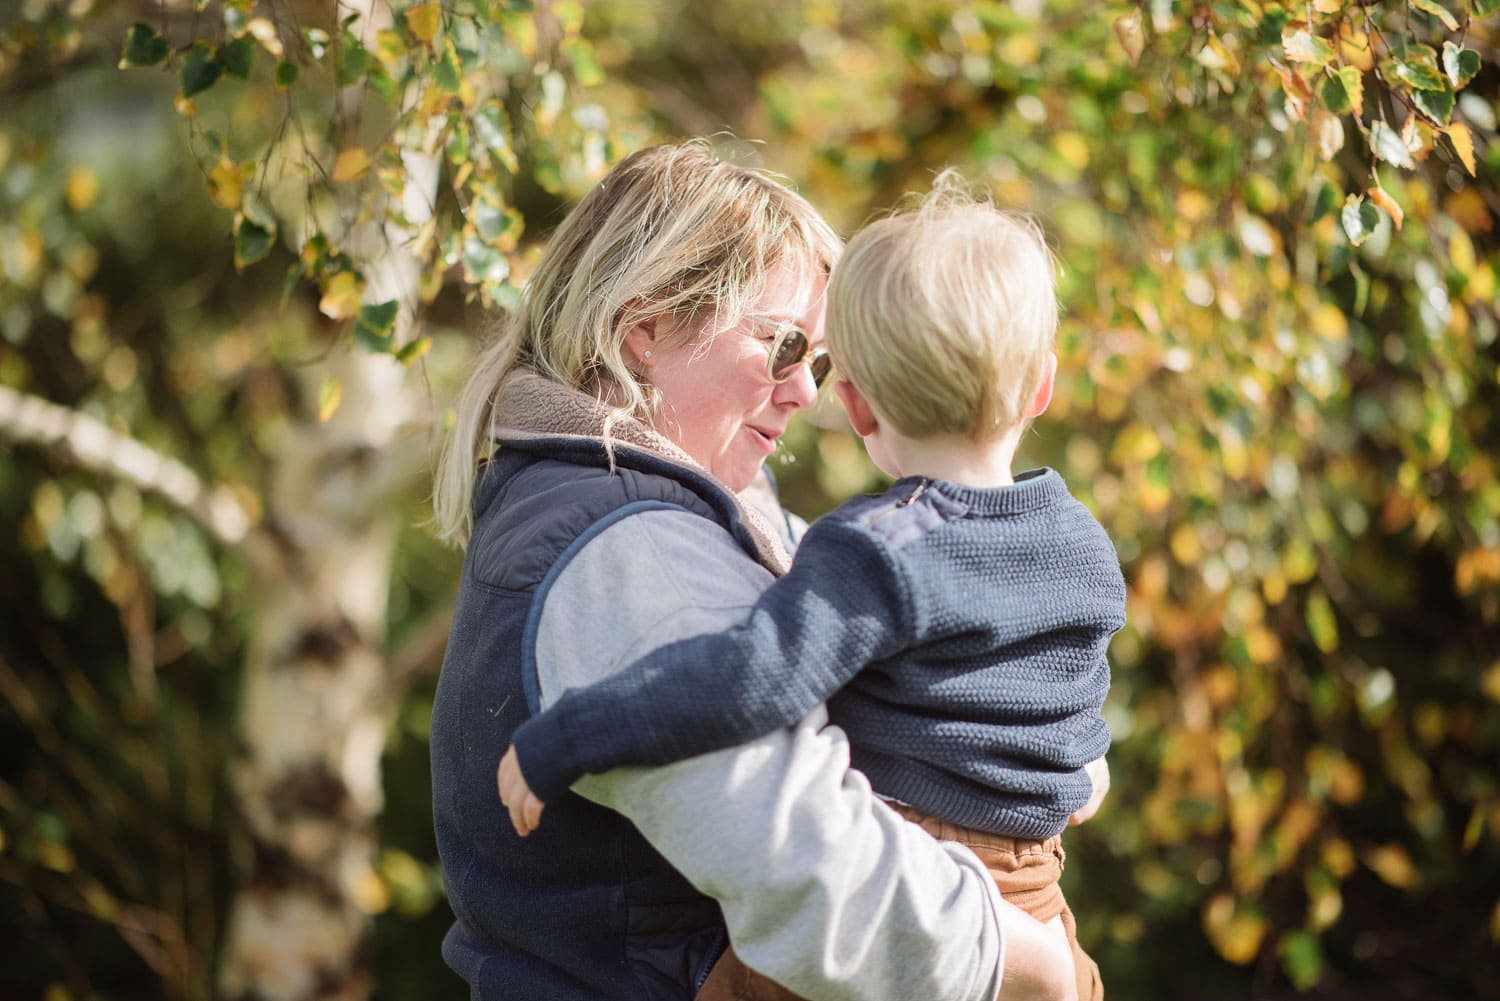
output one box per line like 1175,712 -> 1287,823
514,520 -> 910,801
532,509 -> 1003,1001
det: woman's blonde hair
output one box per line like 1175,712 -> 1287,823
826,171 -> 1058,440
433,140 -> 841,544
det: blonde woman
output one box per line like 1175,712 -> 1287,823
430,142 -> 1076,1001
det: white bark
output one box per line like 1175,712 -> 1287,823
215,7 -> 443,991
0,383 -> 253,547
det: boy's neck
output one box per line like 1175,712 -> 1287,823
882,425 -> 1023,489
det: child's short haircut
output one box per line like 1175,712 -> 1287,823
826,171 -> 1059,441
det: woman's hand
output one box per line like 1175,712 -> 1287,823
497,745 -> 546,836
1068,756 -> 1110,827
994,902 -> 1078,1001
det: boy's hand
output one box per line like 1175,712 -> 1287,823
497,745 -> 546,836
1068,756 -> 1109,827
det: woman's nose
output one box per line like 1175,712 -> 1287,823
773,358 -> 821,409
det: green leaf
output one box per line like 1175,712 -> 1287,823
1392,58 -> 1446,92
1308,181 -> 1341,224
120,22 -> 170,68
1283,28 -> 1335,68
1257,8 -> 1292,45
462,237 -> 510,285
1408,0 -> 1459,30
318,377 -> 343,422
434,39 -> 462,93
354,300 -> 400,352
1318,67 -> 1362,116
216,37 -> 253,79
234,214 -> 275,269
1341,194 -> 1379,247
181,42 -> 222,98
472,200 -> 507,241
395,337 -> 433,364
274,60 -> 300,88
1475,0 -> 1500,15
1369,120 -> 1415,169
1412,85 -> 1455,126
473,103 -> 520,172
1442,43 -> 1480,90
1306,589 -> 1339,653
1279,931 -> 1325,991
562,38 -> 604,87
337,37 -> 369,86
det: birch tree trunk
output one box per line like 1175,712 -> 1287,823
216,4 -> 442,990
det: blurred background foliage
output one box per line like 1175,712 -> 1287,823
2,0 -> 1498,998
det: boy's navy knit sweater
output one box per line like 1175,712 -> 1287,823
512,467 -> 1128,839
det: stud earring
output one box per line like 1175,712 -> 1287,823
643,350 -> 653,359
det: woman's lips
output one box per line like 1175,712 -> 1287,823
746,425 -> 779,452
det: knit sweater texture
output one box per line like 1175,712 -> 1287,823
513,467 -> 1128,839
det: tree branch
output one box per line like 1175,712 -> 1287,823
0,384 -> 262,552
386,606 -> 453,697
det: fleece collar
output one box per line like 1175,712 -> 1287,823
493,370 -> 792,573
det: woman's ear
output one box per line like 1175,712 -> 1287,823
835,379 -> 880,437
1025,352 -> 1058,419
622,317 -> 658,370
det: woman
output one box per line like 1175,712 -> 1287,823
430,141 -> 1076,1001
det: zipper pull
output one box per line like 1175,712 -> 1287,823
895,478 -> 930,508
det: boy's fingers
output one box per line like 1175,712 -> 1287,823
523,794 -> 545,831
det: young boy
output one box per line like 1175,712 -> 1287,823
500,177 -> 1125,1001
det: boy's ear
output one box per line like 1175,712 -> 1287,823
835,379 -> 880,437
1025,352 -> 1058,419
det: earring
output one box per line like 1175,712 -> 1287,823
643,350 -> 653,359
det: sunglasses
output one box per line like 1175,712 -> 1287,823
748,315 -> 833,388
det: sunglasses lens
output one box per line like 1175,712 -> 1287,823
808,352 -> 832,388
768,326 -> 810,381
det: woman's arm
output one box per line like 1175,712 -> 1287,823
512,517 -> 910,803
531,508 -> 1006,1001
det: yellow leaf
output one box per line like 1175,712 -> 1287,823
1322,837 -> 1356,878
1444,187 -> 1492,235
1054,132 -> 1090,170
318,377 -> 343,422
332,148 -> 371,183
1170,523 -> 1202,566
1402,114 -> 1436,161
39,842 -> 75,873
1363,844 -> 1417,889
1203,893 -> 1268,965
1114,12 -> 1145,66
1482,659 -> 1500,702
1313,0 -> 1344,11
1367,185 -> 1404,231
64,167 -> 99,212
1309,303 -> 1347,339
1447,122 -> 1476,176
319,271 -> 364,320
208,159 -> 251,211
247,18 -> 284,58
1317,113 -> 1344,161
375,29 -> 407,70
405,1 -> 442,45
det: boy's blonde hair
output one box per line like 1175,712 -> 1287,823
826,172 -> 1058,440
433,140 -> 840,544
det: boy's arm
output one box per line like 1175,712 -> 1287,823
512,518 -> 911,802
530,510 -> 1005,1001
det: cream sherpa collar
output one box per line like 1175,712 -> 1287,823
492,369 -> 792,573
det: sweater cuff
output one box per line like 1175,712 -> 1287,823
511,711 -> 585,804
